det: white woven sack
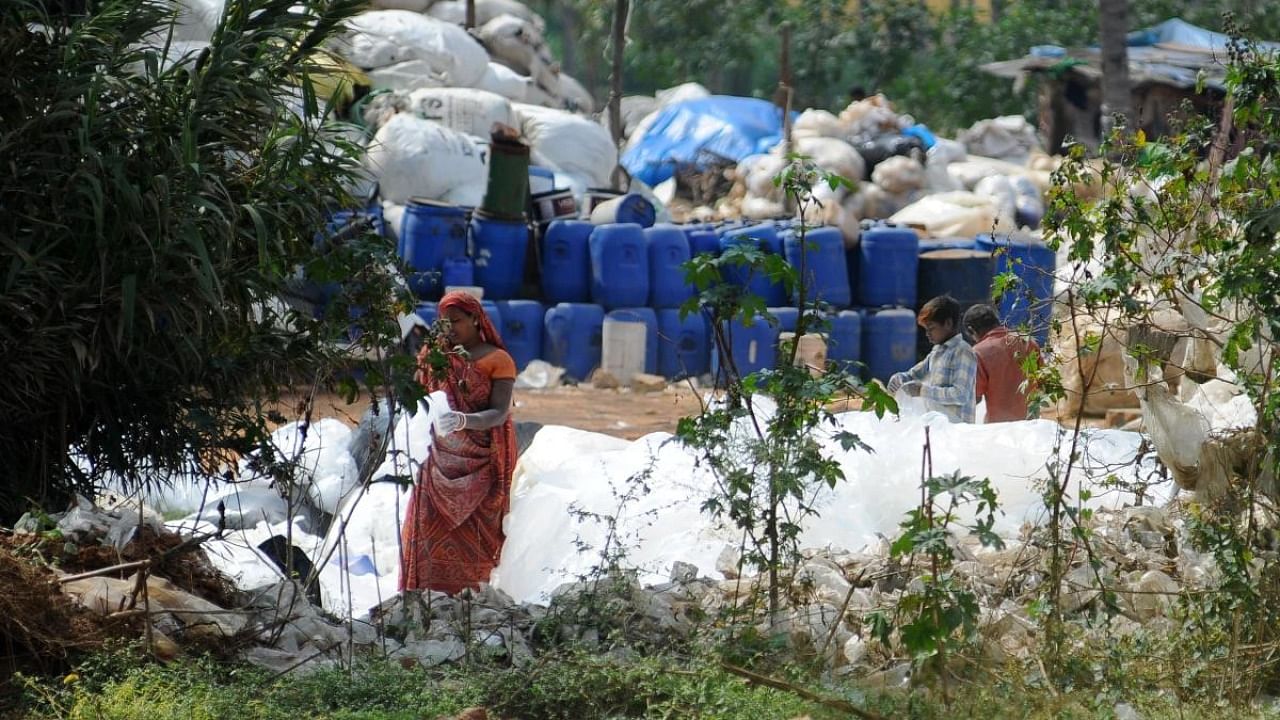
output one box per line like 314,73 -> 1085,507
364,114 -> 489,204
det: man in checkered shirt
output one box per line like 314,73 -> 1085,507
886,295 -> 978,423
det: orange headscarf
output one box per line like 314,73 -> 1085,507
436,290 -> 506,351
419,291 -> 507,392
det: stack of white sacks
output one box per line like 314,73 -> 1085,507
333,1 -> 617,237
162,0 -> 616,245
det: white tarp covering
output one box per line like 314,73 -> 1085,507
137,397 -> 1173,619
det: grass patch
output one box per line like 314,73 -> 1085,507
12,644 -> 1280,720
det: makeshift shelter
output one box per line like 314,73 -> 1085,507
982,18 -> 1280,154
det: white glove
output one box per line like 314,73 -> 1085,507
901,381 -> 923,397
435,411 -> 467,435
886,374 -> 904,393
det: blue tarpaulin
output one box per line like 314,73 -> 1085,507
1127,17 -> 1280,53
621,96 -> 789,187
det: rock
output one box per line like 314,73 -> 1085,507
1114,702 -> 1141,720
149,627 -> 181,662
863,662 -> 911,689
1127,569 -> 1179,619
796,560 -> 851,606
981,609 -> 1035,664
630,373 -> 667,393
1123,506 -> 1170,533
716,545 -> 741,579
670,561 -> 698,584
391,638 -> 466,667
1132,530 -> 1166,550
591,369 -> 621,389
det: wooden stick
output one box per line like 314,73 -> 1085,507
720,662 -> 887,720
54,559 -> 151,585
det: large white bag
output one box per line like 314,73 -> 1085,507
889,191 -> 1001,239
791,136 -> 866,186
558,72 -> 595,114
513,103 -> 617,188
476,61 -> 532,103
364,114 -> 489,204
478,14 -> 557,87
334,10 -> 488,88
428,0 -> 544,29
403,87 -> 515,139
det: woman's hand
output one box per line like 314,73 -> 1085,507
435,411 -> 467,435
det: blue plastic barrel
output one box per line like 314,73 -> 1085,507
413,302 -> 439,328
471,213 -> 530,301
783,226 -> 852,308
915,248 -> 995,357
862,308 -> 918,381
606,307 -> 659,375
720,223 -> 787,306
325,206 -> 386,245
656,309 -> 710,379
644,224 -> 693,309
858,223 -> 919,308
543,303 -> 605,382
826,310 -> 863,373
591,192 -> 656,228
685,226 -> 721,258
589,223 -> 650,310
712,316 -> 779,379
768,306 -> 800,333
496,300 -> 543,371
479,300 -> 503,340
400,200 -> 469,299
917,249 -> 995,308
442,257 -> 475,288
918,236 -> 977,253
541,220 -> 592,304
975,234 -> 1056,345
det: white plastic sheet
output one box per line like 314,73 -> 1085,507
160,396 -> 1174,617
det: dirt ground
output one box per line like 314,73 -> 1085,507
298,383 -> 1107,438
293,376 -> 1111,430
300,384 -> 705,439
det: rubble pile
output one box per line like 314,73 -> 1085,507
16,491 -> 1211,680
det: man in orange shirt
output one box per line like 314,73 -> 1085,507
963,304 -> 1040,423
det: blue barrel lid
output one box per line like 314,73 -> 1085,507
975,233 -> 1048,249
919,236 -> 977,252
406,197 -> 467,215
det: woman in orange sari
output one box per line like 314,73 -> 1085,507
400,291 -> 517,595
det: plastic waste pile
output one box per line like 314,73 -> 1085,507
93,396 -> 1174,620
57,393 -> 1248,677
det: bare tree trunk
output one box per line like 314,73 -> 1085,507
465,0 -> 475,30
778,22 -> 794,214
1099,0 -> 1133,134
608,0 -> 628,188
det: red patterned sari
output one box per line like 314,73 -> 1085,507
399,298 -> 517,595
